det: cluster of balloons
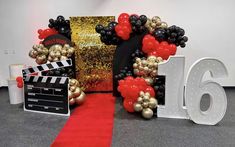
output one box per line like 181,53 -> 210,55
133,91 -> 158,119
145,16 -> 168,33
68,79 -> 86,106
37,28 -> 58,41
115,13 -> 132,40
129,14 -> 147,33
133,56 -> 163,85
117,76 -> 155,112
153,76 -> 165,105
153,25 -> 188,48
29,44 -> 75,64
16,76 -> 23,88
114,66 -> 133,80
95,22 -> 121,45
48,15 -> 71,39
142,34 -> 177,60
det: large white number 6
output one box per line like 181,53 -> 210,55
185,58 -> 228,125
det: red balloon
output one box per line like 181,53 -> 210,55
17,82 -> 23,88
16,76 -> 23,82
148,51 -> 158,56
145,86 -> 155,97
169,44 -> 177,55
118,13 -> 130,23
37,29 -> 43,34
156,46 -> 171,60
115,25 -> 122,32
123,98 -> 135,112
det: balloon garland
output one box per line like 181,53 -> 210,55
96,13 -> 188,119
27,15 -> 85,107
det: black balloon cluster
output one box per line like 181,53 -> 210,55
95,22 -> 121,45
153,25 -> 188,48
48,15 -> 71,39
131,49 -> 146,62
115,66 -> 133,80
129,15 -> 148,33
42,67 -> 74,78
153,76 -> 165,105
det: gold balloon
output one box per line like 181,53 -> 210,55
147,56 -> 157,62
48,56 -> 53,62
149,98 -> 158,109
152,16 -> 161,23
60,56 -> 68,60
55,51 -> 61,57
160,22 -> 168,28
29,50 -> 37,58
157,57 -> 163,62
68,90 -> 73,99
67,48 -> 74,55
36,55 -> 47,64
139,91 -> 145,97
150,22 -> 156,28
133,63 -> 138,69
73,87 -> 81,97
54,44 -> 62,50
49,51 -> 56,58
145,92 -> 150,97
69,79 -> 78,86
75,92 -> 86,105
39,44 -> 44,48
43,49 -> 49,55
69,86 -> 76,92
142,102 -> 149,108
134,103 -> 143,112
145,77 -> 154,85
151,70 -> 158,77
133,69 -> 139,75
67,53 -> 73,57
137,97 -> 143,103
142,108 -> 153,119
69,98 -> 76,105
64,44 -> 70,49
53,57 -> 59,62
61,49 -> 67,56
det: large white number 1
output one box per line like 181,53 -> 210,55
185,58 -> 228,125
157,56 -> 188,119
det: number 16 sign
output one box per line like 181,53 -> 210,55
157,56 -> 228,125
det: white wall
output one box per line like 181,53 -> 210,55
0,0 -> 234,86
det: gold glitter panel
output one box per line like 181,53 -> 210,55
70,16 -> 115,92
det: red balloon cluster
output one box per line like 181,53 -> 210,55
118,76 -> 155,112
16,76 -> 23,88
37,28 -> 58,40
142,34 -> 177,60
115,13 -> 132,40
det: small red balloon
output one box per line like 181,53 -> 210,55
123,98 -> 135,113
16,76 -> 23,82
145,86 -> 155,97
17,82 -> 23,88
118,13 -> 130,23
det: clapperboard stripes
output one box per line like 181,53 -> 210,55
22,59 -> 72,116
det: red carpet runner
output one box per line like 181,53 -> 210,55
51,93 -> 115,147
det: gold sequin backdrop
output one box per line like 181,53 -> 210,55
70,16 -> 115,92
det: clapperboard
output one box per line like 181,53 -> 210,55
22,59 -> 72,116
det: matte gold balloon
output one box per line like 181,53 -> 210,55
49,51 -> 56,58
54,44 -> 62,50
75,92 -> 86,105
142,108 -> 153,119
43,48 -> 49,55
67,49 -> 74,55
69,98 -> 76,105
150,22 -> 156,28
149,98 -> 158,109
69,86 -> 76,92
36,55 -> 47,64
53,57 -> 59,62
134,103 -> 143,112
55,51 -> 61,57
